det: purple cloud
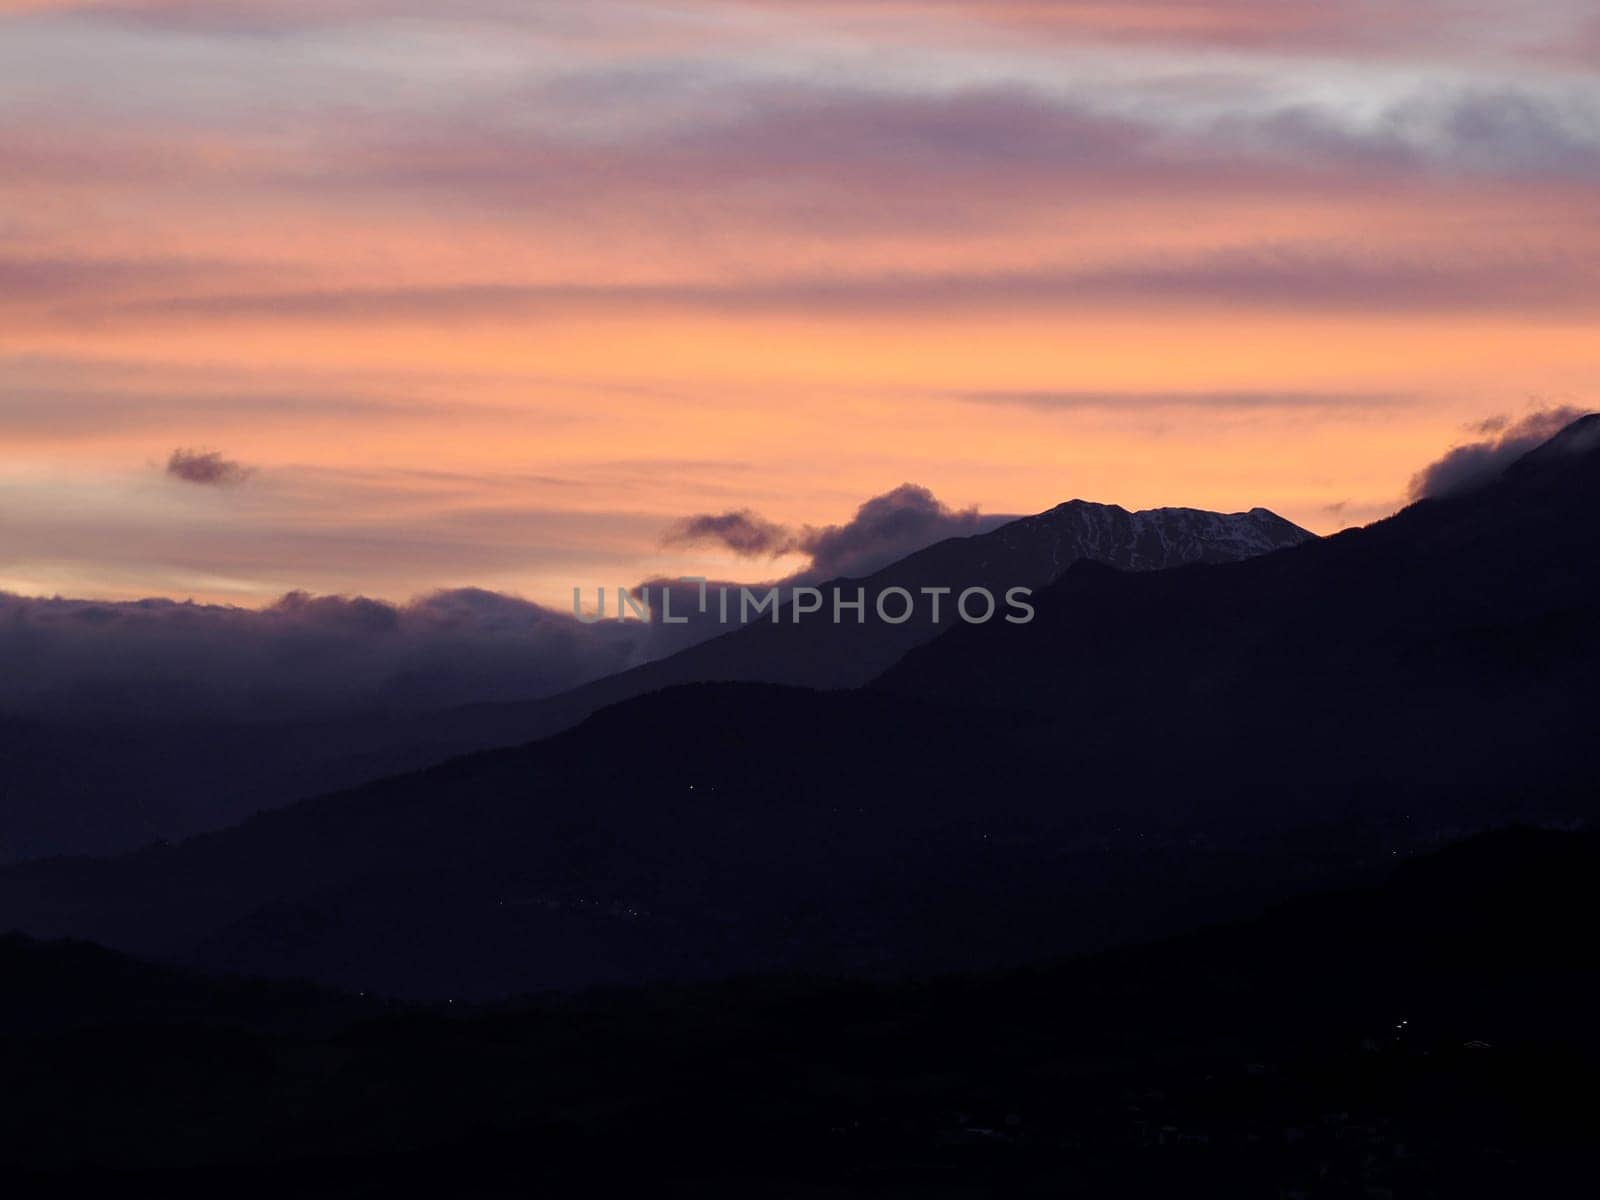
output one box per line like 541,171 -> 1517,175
1408,406 -> 1590,500
0,587 -> 643,722
795,484 -> 1006,581
661,509 -> 795,557
47,0 -> 1553,61
662,483 -> 1012,586
73,243 -> 1600,330
167,447 -> 254,487
0,481 -> 1012,722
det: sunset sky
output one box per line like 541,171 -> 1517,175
3,0 -> 1598,608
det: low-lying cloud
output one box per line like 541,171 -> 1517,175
1408,406 -> 1588,500
0,587 -> 644,723
0,482 -> 1004,723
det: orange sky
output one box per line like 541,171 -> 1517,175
2,0 -> 1597,608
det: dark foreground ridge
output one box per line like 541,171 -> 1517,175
2,828 -> 1594,1196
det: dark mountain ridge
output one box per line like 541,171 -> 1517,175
0,500 -> 1308,861
420,501 -> 1309,755
875,414 -> 1600,797
0,420 -> 1595,997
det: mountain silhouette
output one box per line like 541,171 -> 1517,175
0,418 -> 1592,998
875,412 -> 1600,826
637,500 -> 1313,692
408,501 -> 1309,742
0,502 -> 1307,861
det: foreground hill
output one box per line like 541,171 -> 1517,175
0,933 -> 359,1036
2,829 -> 1595,1196
0,502 -> 1307,862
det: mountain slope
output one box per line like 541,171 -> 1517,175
503,500 -> 1311,692
876,414 -> 1600,745
342,501 -> 1310,764
0,687 -> 1160,997
0,502 -> 1308,861
5,419 -> 1596,997
0,424 -> 1593,997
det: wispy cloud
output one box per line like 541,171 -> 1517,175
960,390 -> 1407,413
58,246 -> 1600,329
11,1 -> 1579,61
663,509 -> 795,557
729,1 -> 1569,56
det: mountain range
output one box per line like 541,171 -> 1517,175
0,500 -> 1309,861
0,417 -> 1594,999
